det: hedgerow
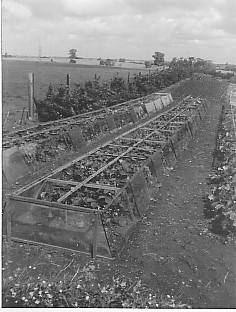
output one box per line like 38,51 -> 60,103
35,57 -> 223,122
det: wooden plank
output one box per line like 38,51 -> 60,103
34,181 -> 47,200
6,237 -> 100,259
46,178 -> 121,192
107,143 -> 130,148
169,139 -> 177,159
133,146 -> 156,153
68,126 -> 86,150
6,202 -> 12,244
8,194 -> 99,213
187,121 -> 194,138
170,121 -> 186,125
141,126 -> 164,131
122,137 -> 166,144
28,73 -> 35,120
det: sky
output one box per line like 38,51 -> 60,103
2,0 -> 236,63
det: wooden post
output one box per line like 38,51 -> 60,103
127,72 -> 130,84
6,203 -> 12,244
28,73 -> 34,120
66,74 -> 70,94
19,107 -> 25,125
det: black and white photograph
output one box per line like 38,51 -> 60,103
1,0 -> 236,309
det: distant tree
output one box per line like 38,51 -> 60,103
68,49 -> 77,63
104,59 -> 114,66
152,52 -> 165,65
144,61 -> 152,68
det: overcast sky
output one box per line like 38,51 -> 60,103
2,0 -> 236,63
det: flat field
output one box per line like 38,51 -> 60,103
2,60 -> 149,114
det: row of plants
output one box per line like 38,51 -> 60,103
35,58 -> 221,122
203,104 -> 236,236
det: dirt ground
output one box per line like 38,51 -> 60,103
2,91 -> 236,308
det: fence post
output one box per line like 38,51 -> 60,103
19,107 -> 25,124
28,73 -> 35,120
66,74 -> 70,94
127,72 -> 130,84
66,73 -> 70,88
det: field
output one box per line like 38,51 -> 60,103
2,60 -> 150,115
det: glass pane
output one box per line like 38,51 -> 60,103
145,101 -> 156,114
8,200 -> 110,256
3,147 -> 30,183
101,191 -> 136,257
130,172 -> 150,217
113,110 -> 132,128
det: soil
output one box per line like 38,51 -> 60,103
2,90 -> 236,308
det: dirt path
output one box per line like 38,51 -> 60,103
105,95 -> 236,308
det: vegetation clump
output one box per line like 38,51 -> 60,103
2,262 -> 191,308
203,105 -> 236,236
